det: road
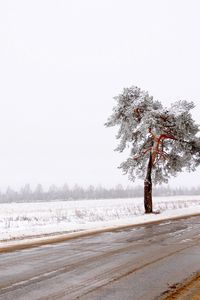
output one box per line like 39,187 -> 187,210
0,216 -> 200,300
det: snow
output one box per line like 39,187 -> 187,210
0,195 -> 200,242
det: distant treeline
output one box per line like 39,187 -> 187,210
0,183 -> 200,203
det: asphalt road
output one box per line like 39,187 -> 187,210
0,216 -> 200,300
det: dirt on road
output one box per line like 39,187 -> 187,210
161,273 -> 200,300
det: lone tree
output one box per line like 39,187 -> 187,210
105,86 -> 200,213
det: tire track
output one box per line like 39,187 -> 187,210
1,237 -> 200,300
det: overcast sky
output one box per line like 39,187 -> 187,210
0,0 -> 200,190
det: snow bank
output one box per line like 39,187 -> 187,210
0,195 -> 200,241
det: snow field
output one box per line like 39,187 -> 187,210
0,195 -> 200,241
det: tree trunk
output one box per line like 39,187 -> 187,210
144,152 -> 153,213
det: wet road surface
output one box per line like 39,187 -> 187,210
0,216 -> 200,300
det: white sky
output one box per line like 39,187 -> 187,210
0,0 -> 200,190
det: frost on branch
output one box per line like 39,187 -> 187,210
105,86 -> 200,184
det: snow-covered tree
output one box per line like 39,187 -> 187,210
105,86 -> 200,213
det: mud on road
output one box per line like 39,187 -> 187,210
161,273 -> 200,300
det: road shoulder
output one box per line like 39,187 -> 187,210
0,212 -> 200,254
161,273 -> 200,300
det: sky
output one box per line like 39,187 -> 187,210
0,0 -> 200,190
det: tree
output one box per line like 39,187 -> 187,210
34,184 -> 44,200
105,86 -> 200,213
48,184 -> 59,200
20,184 -> 32,201
5,187 -> 18,202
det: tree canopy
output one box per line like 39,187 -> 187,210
105,86 -> 200,185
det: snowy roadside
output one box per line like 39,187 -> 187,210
0,195 -> 200,243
